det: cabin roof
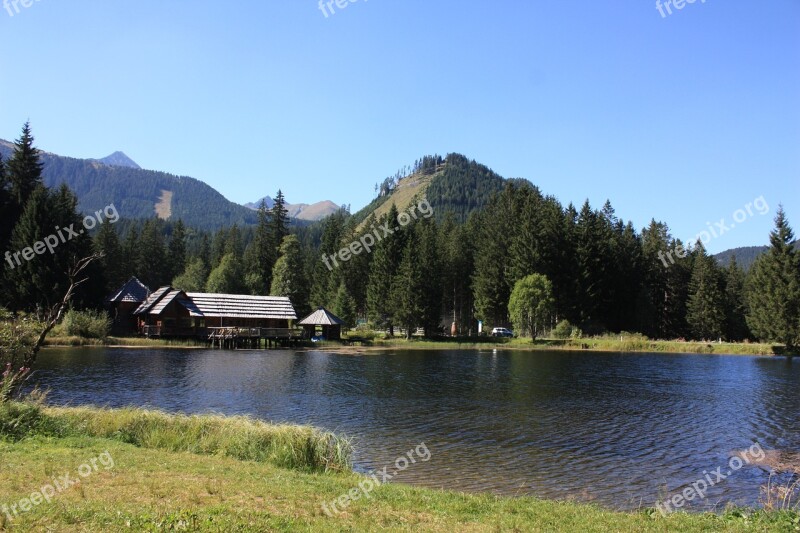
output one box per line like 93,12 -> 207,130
298,307 -> 345,326
106,277 -> 151,304
186,292 -> 297,320
134,287 -> 296,320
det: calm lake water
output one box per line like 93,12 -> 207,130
32,347 -> 800,511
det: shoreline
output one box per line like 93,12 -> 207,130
42,336 -> 790,357
0,403 -> 795,531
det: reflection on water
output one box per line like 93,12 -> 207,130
33,347 -> 800,510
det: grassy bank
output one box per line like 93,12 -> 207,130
366,335 -> 785,356
0,404 -> 797,531
43,336 -> 206,348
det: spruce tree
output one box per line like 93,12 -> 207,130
167,220 -> 187,282
746,207 -> 800,347
244,201 -> 274,295
723,256 -> 749,341
6,122 -> 43,212
366,206 -> 404,334
136,219 -> 168,289
686,241 -> 726,340
270,235 -> 310,318
94,219 -> 125,294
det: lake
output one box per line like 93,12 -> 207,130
31,347 -> 800,511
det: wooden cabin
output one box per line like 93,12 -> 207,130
133,287 -> 297,345
106,277 -> 151,335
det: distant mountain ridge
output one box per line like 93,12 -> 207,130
0,139 -> 258,231
91,151 -> 141,169
715,241 -> 800,270
244,197 -> 341,221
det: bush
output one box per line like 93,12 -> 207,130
63,309 -> 111,339
553,320 -> 581,339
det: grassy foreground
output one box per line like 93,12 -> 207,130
1,404 -> 798,532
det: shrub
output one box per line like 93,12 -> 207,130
553,320 -> 578,339
63,309 -> 111,339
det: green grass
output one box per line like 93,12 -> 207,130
43,335 -> 206,348
363,335 -> 784,356
0,402 -> 351,473
0,404 -> 797,531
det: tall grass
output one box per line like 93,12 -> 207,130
0,402 -> 352,473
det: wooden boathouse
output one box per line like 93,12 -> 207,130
133,287 -> 300,348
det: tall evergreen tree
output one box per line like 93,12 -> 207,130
724,256 -> 750,341
366,206 -> 404,334
136,219 -> 169,289
244,201 -> 274,295
167,220 -> 187,283
6,122 -> 43,212
270,235 -> 310,318
686,241 -> 726,340
94,219 -> 125,295
746,206 -> 800,348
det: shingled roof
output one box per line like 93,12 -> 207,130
187,292 -> 296,320
134,287 -> 296,320
298,307 -> 345,326
106,277 -> 151,304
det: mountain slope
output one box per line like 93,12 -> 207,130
0,140 -> 258,231
715,241 -> 800,270
353,153 -> 509,227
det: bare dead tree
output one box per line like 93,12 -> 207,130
25,252 -> 104,368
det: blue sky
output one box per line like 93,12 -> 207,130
1,0 -> 798,252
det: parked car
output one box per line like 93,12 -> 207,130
491,327 -> 514,338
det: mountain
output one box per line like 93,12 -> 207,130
715,241 -> 800,270
245,196 -> 275,210
244,197 -> 341,221
353,153 -> 509,228
0,139 -> 258,231
91,151 -> 141,169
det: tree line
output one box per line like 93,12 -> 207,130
1,124 -> 798,348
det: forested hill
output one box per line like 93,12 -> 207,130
715,241 -> 800,270
0,139 -> 258,231
352,153 -> 511,225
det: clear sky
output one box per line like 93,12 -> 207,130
1,0 -> 798,252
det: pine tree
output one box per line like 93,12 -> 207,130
0,153 -> 12,252
332,280 -> 357,330
686,241 -> 726,340
94,219 -> 125,294
6,122 -> 43,212
167,220 -> 187,282
136,219 -> 168,289
391,229 -> 425,339
724,256 -> 750,341
270,235 -> 310,318
366,206 -> 404,334
746,207 -> 800,348
244,201 -> 274,295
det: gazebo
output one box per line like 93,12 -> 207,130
298,307 -> 346,340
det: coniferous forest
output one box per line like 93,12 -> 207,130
2,124 -> 799,348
